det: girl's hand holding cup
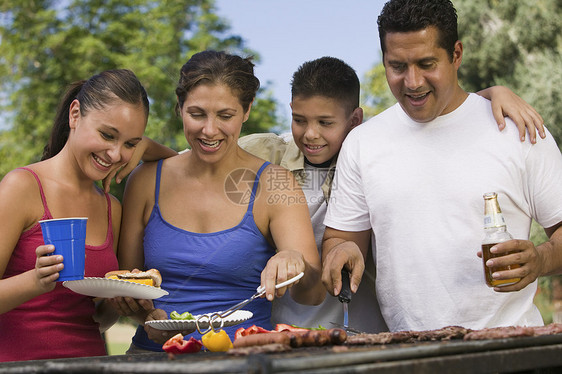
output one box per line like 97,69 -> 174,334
34,244 -> 64,292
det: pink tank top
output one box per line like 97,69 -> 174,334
0,168 -> 119,362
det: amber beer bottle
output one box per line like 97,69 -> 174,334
482,192 -> 521,287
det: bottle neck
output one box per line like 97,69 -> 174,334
484,194 -> 505,229
483,193 -> 512,241
484,210 -> 506,226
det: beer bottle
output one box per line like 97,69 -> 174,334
482,192 -> 521,287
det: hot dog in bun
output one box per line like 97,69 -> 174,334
105,269 -> 162,287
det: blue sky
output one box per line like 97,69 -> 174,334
214,0 -> 387,123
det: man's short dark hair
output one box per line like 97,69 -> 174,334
378,0 -> 458,61
291,57 -> 360,116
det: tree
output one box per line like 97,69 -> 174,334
455,0 -> 562,148
0,0 -> 281,197
361,60 -> 395,121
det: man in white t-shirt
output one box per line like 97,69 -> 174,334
322,0 -> 562,332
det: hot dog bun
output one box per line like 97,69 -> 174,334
105,269 -> 162,287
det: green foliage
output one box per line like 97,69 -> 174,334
455,0 -> 562,148
535,278 -> 554,324
360,61 -> 395,121
0,0 -> 281,199
244,87 -> 281,136
530,220 -> 549,247
531,219 -> 555,323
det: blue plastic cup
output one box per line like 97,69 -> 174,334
39,217 -> 88,282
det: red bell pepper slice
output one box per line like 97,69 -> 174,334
234,325 -> 271,340
274,323 -> 310,332
162,333 -> 203,354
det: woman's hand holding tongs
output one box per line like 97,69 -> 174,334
260,250 -> 305,301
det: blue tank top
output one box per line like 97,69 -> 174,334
132,160 -> 276,351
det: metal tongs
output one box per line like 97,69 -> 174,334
195,272 -> 304,334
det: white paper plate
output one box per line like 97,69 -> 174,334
146,310 -> 253,331
63,277 -> 169,299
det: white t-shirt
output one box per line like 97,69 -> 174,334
325,93 -> 562,331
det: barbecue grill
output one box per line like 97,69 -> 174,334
3,333 -> 562,373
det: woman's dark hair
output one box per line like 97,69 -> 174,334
175,50 -> 260,116
378,0 -> 459,62
42,69 -> 149,160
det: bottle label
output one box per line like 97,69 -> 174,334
484,212 -> 506,228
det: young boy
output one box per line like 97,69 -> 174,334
239,57 -> 385,332
239,56 -> 544,332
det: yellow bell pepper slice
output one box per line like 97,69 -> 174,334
201,329 -> 233,352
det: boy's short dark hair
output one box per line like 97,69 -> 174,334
291,57 -> 360,116
378,0 -> 458,62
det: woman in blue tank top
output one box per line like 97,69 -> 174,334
115,51 -> 325,352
